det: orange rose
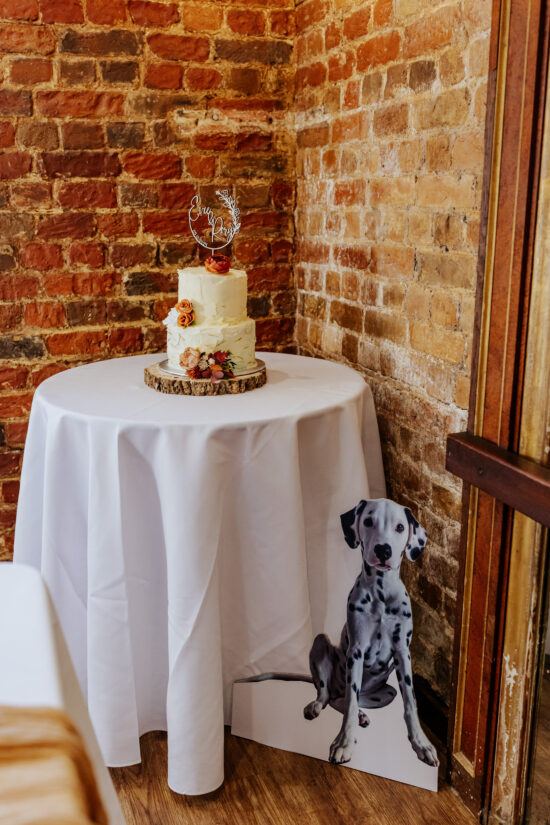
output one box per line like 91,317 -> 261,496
179,347 -> 201,370
177,310 -> 194,328
175,299 -> 193,314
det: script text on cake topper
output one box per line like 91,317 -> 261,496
188,190 -> 241,253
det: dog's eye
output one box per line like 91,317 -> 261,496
364,517 -> 373,527
396,523 -> 404,533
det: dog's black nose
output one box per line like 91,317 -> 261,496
374,543 -> 392,562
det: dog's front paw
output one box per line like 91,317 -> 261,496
410,733 -> 439,767
358,709 -> 370,728
304,700 -> 323,720
329,730 -> 357,765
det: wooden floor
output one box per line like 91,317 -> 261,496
111,730 -> 476,825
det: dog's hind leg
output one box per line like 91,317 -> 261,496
304,633 -> 333,720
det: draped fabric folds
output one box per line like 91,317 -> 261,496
14,353 -> 386,795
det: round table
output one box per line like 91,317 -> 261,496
14,352 -> 386,795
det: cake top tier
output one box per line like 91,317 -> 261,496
177,266 -> 247,325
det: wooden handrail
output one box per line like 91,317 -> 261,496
446,432 -> 550,528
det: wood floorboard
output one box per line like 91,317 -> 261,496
110,729 -> 477,825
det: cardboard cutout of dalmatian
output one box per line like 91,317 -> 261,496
232,498 -> 439,791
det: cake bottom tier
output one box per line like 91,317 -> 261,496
166,318 -> 256,373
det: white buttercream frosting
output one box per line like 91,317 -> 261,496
166,266 -> 257,374
177,267 -> 247,324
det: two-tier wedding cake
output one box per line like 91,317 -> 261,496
163,265 -> 256,375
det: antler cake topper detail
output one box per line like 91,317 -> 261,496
188,190 -> 241,254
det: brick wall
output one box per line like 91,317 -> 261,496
294,0 -> 491,702
0,0 -> 295,558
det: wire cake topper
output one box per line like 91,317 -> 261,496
188,190 -> 241,254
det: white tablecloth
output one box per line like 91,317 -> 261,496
14,352 -> 385,795
0,563 -> 125,824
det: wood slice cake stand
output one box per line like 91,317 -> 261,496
144,359 -> 267,396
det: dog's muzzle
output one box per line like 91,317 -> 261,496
374,543 -> 392,563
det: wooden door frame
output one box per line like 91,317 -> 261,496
445,0 -> 550,821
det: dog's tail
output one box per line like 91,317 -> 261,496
234,672 -> 313,684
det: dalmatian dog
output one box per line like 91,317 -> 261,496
303,497 -> 439,768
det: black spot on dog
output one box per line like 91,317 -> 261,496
405,675 -> 411,686
353,649 -> 361,660
364,517 -> 373,527
319,680 -> 324,688
364,646 -> 371,659
348,603 -> 355,612
352,682 -> 357,694
364,562 -> 372,576
391,608 -> 399,615
372,696 -> 380,702
410,547 -> 421,561
361,598 -> 368,604
365,593 -> 371,602
355,606 -> 364,613
402,611 -> 412,618
397,671 -> 402,681
418,538 -> 425,546
377,632 -> 381,639
377,590 -> 385,602
376,570 -> 384,578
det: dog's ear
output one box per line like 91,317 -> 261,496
404,507 -> 427,561
340,500 -> 368,548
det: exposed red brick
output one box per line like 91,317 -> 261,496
0,275 -> 40,300
356,30 -> 401,71
404,6 -> 459,60
181,5 -> 222,32
194,132 -> 232,151
325,21 -> 341,50
68,242 -> 105,268
343,7 -> 371,40
298,123 -> 329,148
20,242 -> 63,270
228,9 -> 265,36
142,211 -> 188,237
41,152 -> 121,178
36,91 -> 124,118
0,152 -> 32,180
185,156 -> 215,178
147,33 -> 209,61
10,57 -> 52,84
11,181 -> 51,207
62,121 -> 104,150
41,0 -> 83,22
334,179 -> 366,206
270,10 -> 294,36
145,63 -> 182,90
332,111 -> 366,143
129,0 -> 178,26
0,367 -> 28,391
97,213 -> 139,237
0,0 -> 38,20
123,152 -> 181,180
185,67 -> 222,90
0,451 -> 22,476
328,50 -> 355,82
46,330 -> 107,355
109,327 -> 143,352
38,212 -> 95,240
158,182 -> 195,209
24,302 -> 65,328
0,122 -> 15,148
0,89 -> 32,116
30,363 -> 67,388
296,0 -> 327,33
87,0 -> 127,24
0,23 -> 55,53
58,180 -> 116,208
